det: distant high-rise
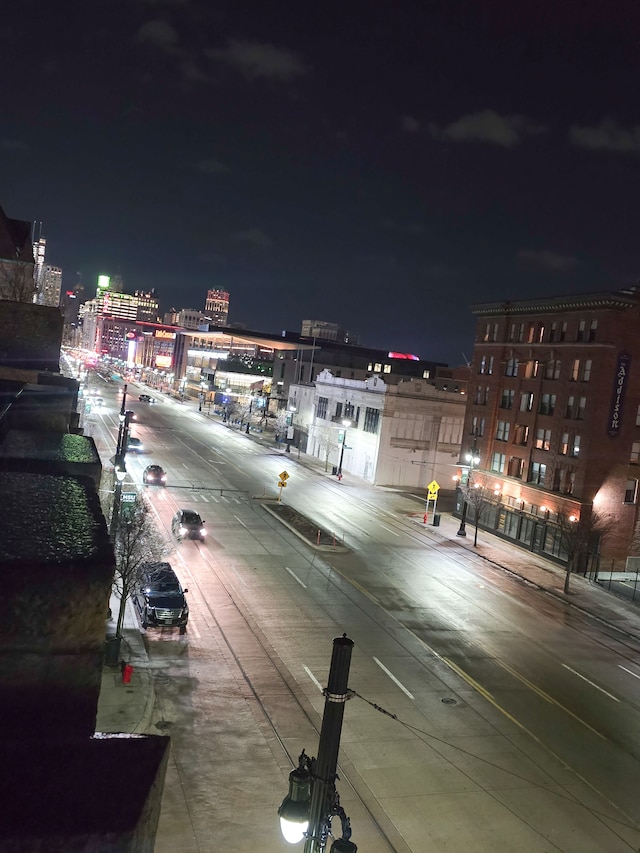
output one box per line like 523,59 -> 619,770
40,265 -> 63,308
301,319 -> 357,344
204,289 -> 229,326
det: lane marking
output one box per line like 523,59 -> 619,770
234,515 -> 248,528
373,657 -> 414,699
200,495 -> 209,502
304,666 -> 323,692
378,523 -> 399,536
285,566 -> 307,588
563,664 -> 620,702
619,664 -> 640,681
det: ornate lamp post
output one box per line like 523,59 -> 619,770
456,440 -> 480,537
278,635 -> 357,852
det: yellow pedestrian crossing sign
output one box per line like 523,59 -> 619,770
427,479 -> 440,497
279,470 -> 290,481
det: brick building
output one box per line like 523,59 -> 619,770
462,287 -> 640,566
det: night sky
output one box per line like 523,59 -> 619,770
2,0 -> 640,365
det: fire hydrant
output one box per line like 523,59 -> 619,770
122,663 -> 134,684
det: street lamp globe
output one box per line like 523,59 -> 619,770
278,760 -> 311,844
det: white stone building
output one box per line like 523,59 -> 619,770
289,369 -> 465,489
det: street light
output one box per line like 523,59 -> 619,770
278,635 -> 358,853
456,440 -> 480,537
336,419 -> 351,477
109,462 -> 127,538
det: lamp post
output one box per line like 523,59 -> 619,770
109,462 -> 128,539
278,635 -> 357,853
336,419 -> 351,477
456,440 -> 480,537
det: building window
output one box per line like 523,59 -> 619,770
550,322 -> 559,342
552,468 -> 562,491
545,359 -> 561,380
335,402 -> 343,418
529,462 -> 547,485
560,432 -> 569,455
631,442 -> 640,464
589,320 -> 598,341
363,407 -> 380,434
374,362 -> 382,372
383,364 -> 392,373
483,323 -> 491,342
508,323 -> 516,342
496,420 -> 510,441
577,319 -> 586,342
491,452 -> 506,473
565,471 -> 575,494
571,435 -> 581,457
514,424 -> 529,445
582,359 -> 592,381
520,391 -> 534,412
625,479 -> 638,504
524,360 -> 540,379
500,389 -> 515,409
422,369 -> 430,379
518,323 -> 525,342
539,394 -> 556,415
537,323 -> 545,342
571,359 -> 580,381
508,457 -> 524,478
576,397 -> 586,420
565,395 -> 575,418
535,428 -> 552,450
471,415 -> 485,436
505,358 -> 518,376
479,355 -> 487,374
317,397 -> 328,419
344,402 -> 355,419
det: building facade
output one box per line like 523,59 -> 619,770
204,289 -> 230,325
463,288 -> 640,565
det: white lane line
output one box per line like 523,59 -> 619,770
285,566 -> 307,588
200,495 -> 209,502
304,666 -> 323,692
619,665 -> 640,681
234,515 -> 248,528
378,523 -> 399,536
374,657 -> 415,699
186,618 -> 201,639
562,664 -> 620,702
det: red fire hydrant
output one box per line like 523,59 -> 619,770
122,663 -> 134,684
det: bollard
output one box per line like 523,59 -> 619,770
122,663 -> 134,684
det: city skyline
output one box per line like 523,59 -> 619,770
3,0 -> 639,365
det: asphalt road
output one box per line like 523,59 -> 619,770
85,374 -> 640,853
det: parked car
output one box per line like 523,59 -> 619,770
127,436 -> 144,452
172,509 -> 206,541
133,562 -> 188,634
143,464 -> 167,486
139,394 -> 155,403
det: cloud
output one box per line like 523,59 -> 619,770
208,39 -> 308,81
229,228 -> 273,248
135,19 -> 179,53
401,115 -> 420,133
1,137 -> 29,151
569,118 -> 640,154
382,218 -> 424,235
518,249 -> 579,272
430,109 -> 546,148
195,159 -> 229,175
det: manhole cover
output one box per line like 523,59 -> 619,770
154,719 -> 174,731
441,697 -> 457,705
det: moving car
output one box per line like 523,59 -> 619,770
133,562 -> 189,634
125,409 -> 137,422
172,509 -> 206,541
138,394 -> 155,403
94,396 -> 104,407
127,436 -> 144,452
143,464 -> 167,486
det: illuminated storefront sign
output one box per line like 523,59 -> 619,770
155,329 -> 176,340
388,351 -> 419,361
608,353 -> 631,436
156,355 -> 172,368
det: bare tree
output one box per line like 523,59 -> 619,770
0,259 -> 36,303
462,478 -> 500,546
111,493 -> 168,640
557,511 -> 603,594
315,425 -> 340,472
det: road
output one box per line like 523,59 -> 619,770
87,376 -> 640,852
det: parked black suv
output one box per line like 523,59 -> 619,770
133,562 -> 189,634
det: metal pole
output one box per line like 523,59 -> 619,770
109,476 -> 123,539
304,635 -> 354,853
337,428 -> 347,476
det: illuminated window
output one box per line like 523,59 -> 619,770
383,364 -> 391,373
631,442 -> 640,464
625,479 -> 638,504
496,421 -> 510,441
491,452 -> 506,473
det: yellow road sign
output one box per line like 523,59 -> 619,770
279,470 -> 290,481
278,480 -> 287,488
427,479 -> 440,493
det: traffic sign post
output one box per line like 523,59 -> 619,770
425,480 -> 440,525
278,470 -> 289,503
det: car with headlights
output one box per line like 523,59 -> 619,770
138,394 -> 155,403
172,509 -> 206,541
143,464 -> 167,486
126,436 -> 144,452
133,562 -> 188,634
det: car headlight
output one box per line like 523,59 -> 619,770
200,528 -> 206,536
161,475 -> 167,482
179,526 -> 187,536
